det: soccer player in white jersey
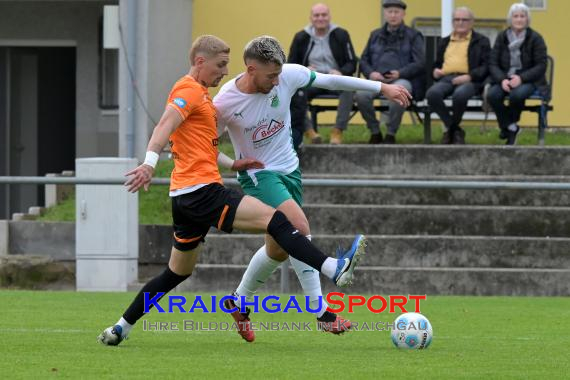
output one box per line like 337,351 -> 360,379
214,36 -> 411,342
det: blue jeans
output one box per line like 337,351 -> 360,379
487,83 -> 536,130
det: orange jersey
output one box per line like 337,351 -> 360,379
166,75 -> 222,191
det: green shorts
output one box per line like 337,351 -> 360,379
238,167 -> 303,208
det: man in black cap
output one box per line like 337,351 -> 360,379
383,0 -> 407,8
355,0 -> 425,144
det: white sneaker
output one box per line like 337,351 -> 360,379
97,325 -> 125,346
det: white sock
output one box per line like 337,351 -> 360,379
321,257 -> 339,280
290,257 -> 328,318
115,317 -> 133,337
235,245 -> 282,307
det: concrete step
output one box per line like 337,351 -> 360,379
297,204 -> 570,237
12,222 -> 570,261
302,184 -> 570,206
343,266 -> 570,296
139,234 -> 570,270
133,264 -> 570,296
226,173 -> 570,206
298,145 -> 570,176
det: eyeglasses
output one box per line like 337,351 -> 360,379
453,18 -> 473,23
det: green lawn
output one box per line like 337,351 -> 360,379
313,122 -> 570,145
1,290 -> 569,379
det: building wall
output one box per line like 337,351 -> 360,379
0,0 -> 119,159
192,0 -> 382,88
117,0 -> 193,160
193,0 -> 568,127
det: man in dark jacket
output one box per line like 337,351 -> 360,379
487,3 -> 547,145
355,0 -> 425,144
426,7 -> 491,144
289,3 -> 357,147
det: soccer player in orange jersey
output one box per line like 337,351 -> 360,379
98,35 -> 367,346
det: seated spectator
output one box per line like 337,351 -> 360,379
289,3 -> 357,147
426,7 -> 490,144
355,0 -> 425,144
487,2 -> 547,145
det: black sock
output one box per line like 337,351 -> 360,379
266,210 -> 328,271
317,310 -> 337,322
123,267 -> 190,324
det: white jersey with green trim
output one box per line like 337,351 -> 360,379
214,64 -> 314,177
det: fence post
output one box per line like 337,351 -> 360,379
75,158 -> 138,291
0,220 -> 8,256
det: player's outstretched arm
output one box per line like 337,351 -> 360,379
311,72 -> 412,108
125,107 -> 183,193
380,83 -> 412,108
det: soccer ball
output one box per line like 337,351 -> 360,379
391,312 -> 433,350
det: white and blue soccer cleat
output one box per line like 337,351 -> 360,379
333,234 -> 367,287
97,325 -> 125,346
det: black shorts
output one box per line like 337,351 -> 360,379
171,183 -> 244,251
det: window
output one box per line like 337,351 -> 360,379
98,14 -> 119,109
524,0 -> 547,10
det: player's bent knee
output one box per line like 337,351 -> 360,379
173,244 -> 200,255
169,244 -> 201,276
173,237 -> 203,252
234,195 -> 276,231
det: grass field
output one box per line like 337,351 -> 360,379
1,291 -> 569,379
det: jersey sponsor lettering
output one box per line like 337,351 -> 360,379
214,64 -> 314,176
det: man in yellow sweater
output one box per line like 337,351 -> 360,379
426,7 -> 491,144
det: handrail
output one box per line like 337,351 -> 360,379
1,176 -> 570,191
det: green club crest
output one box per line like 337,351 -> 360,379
270,94 -> 280,107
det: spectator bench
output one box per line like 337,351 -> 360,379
307,56 -> 554,145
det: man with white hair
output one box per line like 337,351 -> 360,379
426,7 -> 491,144
214,35 -> 411,342
488,2 -> 547,145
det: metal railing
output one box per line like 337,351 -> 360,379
2,176 -> 570,190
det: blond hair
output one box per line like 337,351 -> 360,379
189,35 -> 230,64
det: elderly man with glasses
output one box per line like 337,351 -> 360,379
426,7 -> 491,144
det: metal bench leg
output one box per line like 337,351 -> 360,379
423,109 -> 431,144
537,104 -> 547,146
408,110 -> 418,125
310,108 -> 319,132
